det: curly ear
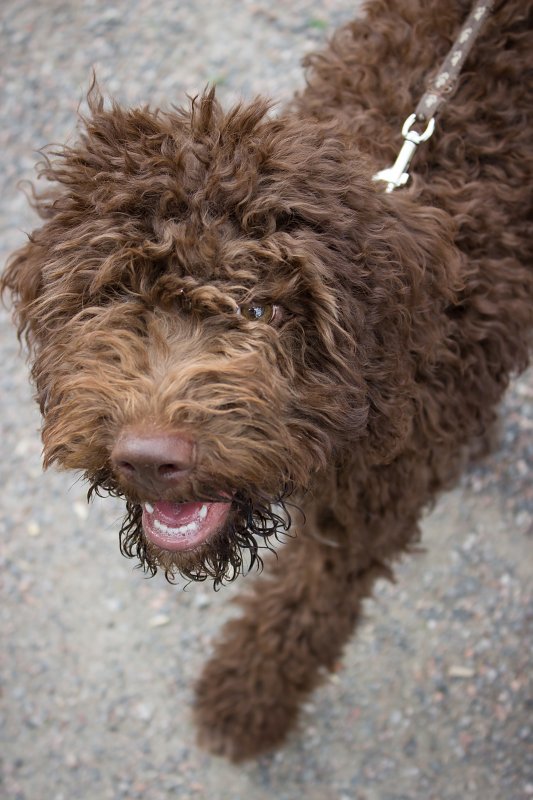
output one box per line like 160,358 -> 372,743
329,190 -> 464,466
1,235 -> 45,352
367,197 -> 464,465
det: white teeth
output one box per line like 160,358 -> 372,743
180,522 -> 200,535
144,502 -> 154,514
152,517 -> 200,538
199,504 -> 208,520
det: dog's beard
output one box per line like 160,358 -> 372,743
89,477 -> 294,587
120,493 -> 293,586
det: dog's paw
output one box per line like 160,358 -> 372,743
193,653 -> 300,761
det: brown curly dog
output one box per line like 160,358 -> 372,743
2,0 -> 532,761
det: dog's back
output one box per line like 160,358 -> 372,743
297,0 -> 532,196
296,0 -> 533,445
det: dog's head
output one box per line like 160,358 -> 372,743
2,87 -> 460,583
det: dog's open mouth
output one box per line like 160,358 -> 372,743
141,500 -> 232,551
116,490 -> 292,584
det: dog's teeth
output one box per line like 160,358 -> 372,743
152,516 -> 200,537
182,522 -> 199,535
199,504 -> 208,520
144,502 -> 154,514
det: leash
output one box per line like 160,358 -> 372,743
373,0 -> 496,192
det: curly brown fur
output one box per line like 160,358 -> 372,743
2,0 -> 532,761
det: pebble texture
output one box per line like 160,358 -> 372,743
0,2 -> 532,799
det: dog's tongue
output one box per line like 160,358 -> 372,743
152,500 -> 206,526
142,500 -> 231,552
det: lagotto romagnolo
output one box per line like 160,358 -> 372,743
2,0 -> 531,761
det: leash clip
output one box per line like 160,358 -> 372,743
373,114 -> 435,193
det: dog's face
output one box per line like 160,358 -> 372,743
3,89 -> 453,583
3,90 -> 375,583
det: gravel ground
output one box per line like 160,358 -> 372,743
1,2 -> 532,799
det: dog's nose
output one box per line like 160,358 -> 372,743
111,429 -> 196,492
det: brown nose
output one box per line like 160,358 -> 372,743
111,429 -> 196,494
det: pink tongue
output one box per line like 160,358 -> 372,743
153,500 -> 203,526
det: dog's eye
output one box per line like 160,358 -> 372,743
238,303 -> 278,324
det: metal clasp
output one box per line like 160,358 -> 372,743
373,113 -> 435,193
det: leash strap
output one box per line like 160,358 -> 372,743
416,0 -> 495,121
373,0 -> 496,192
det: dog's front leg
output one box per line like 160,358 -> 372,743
193,504 -> 394,761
